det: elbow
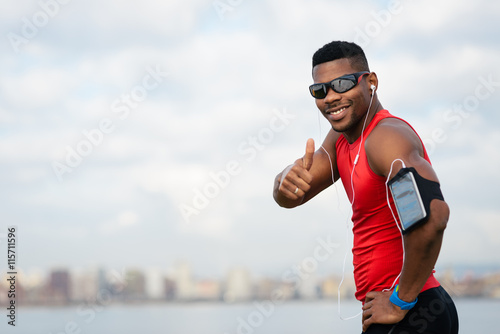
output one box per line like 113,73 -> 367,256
429,200 -> 450,234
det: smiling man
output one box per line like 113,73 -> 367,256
273,41 -> 459,333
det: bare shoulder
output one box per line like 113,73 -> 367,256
367,117 -> 423,153
365,117 -> 425,176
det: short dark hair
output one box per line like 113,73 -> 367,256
312,41 -> 370,72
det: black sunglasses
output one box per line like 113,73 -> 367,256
309,71 -> 369,99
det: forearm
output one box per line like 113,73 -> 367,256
397,200 -> 449,302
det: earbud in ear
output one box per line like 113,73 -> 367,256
371,85 -> 376,91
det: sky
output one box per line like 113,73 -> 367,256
1,0 -> 499,281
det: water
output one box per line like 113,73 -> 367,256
2,299 -> 496,333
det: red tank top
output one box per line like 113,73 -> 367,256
335,110 -> 440,301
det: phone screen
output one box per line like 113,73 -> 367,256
389,171 -> 427,231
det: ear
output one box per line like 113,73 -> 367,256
367,72 -> 378,93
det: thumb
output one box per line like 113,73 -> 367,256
303,138 -> 315,170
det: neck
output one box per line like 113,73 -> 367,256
343,100 -> 383,144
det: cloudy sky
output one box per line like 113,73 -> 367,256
1,0 -> 499,281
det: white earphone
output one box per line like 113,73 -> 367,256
371,84 -> 376,91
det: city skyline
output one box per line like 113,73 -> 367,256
2,261 -> 499,307
9,258 -> 500,281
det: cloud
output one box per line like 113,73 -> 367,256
0,67 -> 77,109
99,210 -> 140,235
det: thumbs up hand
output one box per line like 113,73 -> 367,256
278,138 -> 315,200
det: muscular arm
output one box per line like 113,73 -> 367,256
273,129 -> 341,208
362,118 -> 449,331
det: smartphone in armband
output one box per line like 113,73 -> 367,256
388,168 -> 428,234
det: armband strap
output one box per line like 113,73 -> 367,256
390,167 -> 444,234
389,284 -> 418,310
409,167 -> 444,221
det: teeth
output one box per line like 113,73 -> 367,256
329,107 -> 346,115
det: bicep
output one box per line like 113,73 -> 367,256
368,121 -> 449,232
367,121 -> 439,183
387,148 -> 439,184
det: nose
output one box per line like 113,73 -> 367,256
323,86 -> 342,104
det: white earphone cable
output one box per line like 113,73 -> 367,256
337,86 -> 376,320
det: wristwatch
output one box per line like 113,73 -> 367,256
389,284 -> 418,310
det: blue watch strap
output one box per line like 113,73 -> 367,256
389,285 -> 418,310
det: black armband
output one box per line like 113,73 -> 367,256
388,167 -> 444,234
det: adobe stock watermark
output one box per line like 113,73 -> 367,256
212,0 -> 245,21
178,107 -> 296,223
423,74 -> 499,155
51,65 -> 169,182
224,235 -> 340,334
401,293 -> 457,334
7,0 -> 73,54
352,0 -> 410,49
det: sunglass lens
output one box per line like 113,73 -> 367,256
333,78 -> 356,93
310,84 -> 327,99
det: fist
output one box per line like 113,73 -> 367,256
278,138 -> 315,200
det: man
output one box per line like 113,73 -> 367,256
273,41 -> 459,333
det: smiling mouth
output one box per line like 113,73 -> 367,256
326,106 -> 348,115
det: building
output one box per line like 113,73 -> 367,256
70,267 -> 99,302
320,276 -> 339,299
175,262 -> 195,301
122,269 -> 146,300
48,269 -> 71,304
224,267 -> 253,302
196,279 -> 222,301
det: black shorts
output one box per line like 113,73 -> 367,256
362,286 -> 459,334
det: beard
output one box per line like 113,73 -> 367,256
327,106 -> 369,135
